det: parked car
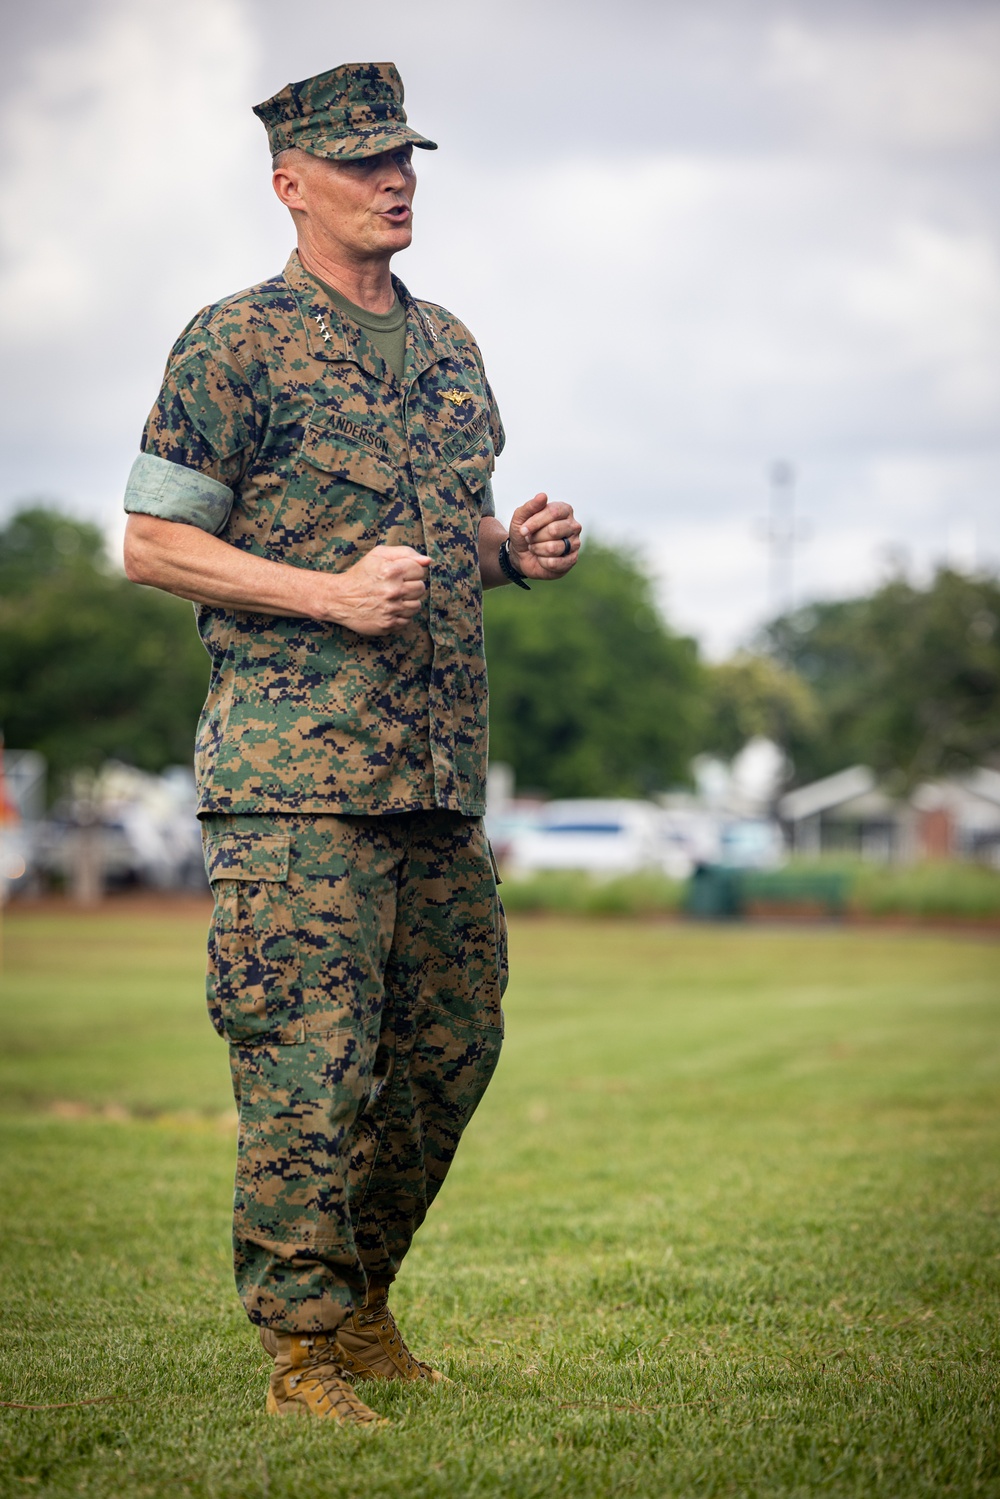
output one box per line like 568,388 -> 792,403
506,799 -> 669,877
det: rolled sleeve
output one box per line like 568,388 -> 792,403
123,452 -> 234,535
480,477 -> 496,518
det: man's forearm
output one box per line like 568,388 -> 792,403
124,513 -> 329,616
478,515 -> 513,590
124,514 -> 433,635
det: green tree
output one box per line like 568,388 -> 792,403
702,652 -> 820,761
0,506 -> 106,595
0,507 -> 209,789
484,541 -> 704,797
761,567 -> 1000,786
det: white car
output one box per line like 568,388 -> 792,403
507,799 -> 668,877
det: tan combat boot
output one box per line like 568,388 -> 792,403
335,1284 -> 449,1383
259,1327 -> 388,1424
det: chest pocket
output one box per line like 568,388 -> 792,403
446,430 -> 494,501
268,412 -> 402,563
300,411 -> 397,497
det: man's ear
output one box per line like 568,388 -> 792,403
272,159 -> 307,213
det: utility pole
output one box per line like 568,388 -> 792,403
757,460 -> 810,620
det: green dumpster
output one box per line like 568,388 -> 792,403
684,864 -> 744,919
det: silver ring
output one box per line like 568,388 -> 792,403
562,536 -> 572,556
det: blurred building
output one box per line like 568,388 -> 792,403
780,765 -> 1000,866
910,769 -> 1000,866
4,755 -> 207,900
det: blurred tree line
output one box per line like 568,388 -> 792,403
2,505 -> 998,799
758,571 -> 1000,786
0,508 -> 209,785
485,541 -> 704,796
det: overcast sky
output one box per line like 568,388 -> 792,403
1,0 -> 998,654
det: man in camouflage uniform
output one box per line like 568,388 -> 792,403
123,62 -> 581,1425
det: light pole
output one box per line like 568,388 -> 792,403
756,460 -> 811,621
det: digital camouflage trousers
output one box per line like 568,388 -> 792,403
202,810 -> 507,1332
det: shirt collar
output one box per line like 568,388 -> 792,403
282,251 -> 452,385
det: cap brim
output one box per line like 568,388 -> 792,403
301,124 -> 438,160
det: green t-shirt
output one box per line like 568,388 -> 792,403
318,278 -> 407,382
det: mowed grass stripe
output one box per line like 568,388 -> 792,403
0,910 -> 997,1497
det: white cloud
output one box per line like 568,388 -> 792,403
414,146 -> 1000,475
0,0 -> 261,341
767,13 -> 1000,150
845,223 -> 1000,422
406,142 -> 1000,655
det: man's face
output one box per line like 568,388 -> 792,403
275,146 -> 417,262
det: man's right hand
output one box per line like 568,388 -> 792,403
324,545 -> 431,635
124,516 -> 431,635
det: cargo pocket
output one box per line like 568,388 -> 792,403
495,892 -> 509,1000
487,840 -> 509,1001
205,832 -> 302,1044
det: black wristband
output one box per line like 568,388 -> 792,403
498,536 -> 531,590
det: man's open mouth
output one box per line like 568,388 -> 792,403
383,205 -> 410,221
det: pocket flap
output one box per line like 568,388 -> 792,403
205,833 -> 291,883
448,438 -> 494,498
301,413 -> 397,494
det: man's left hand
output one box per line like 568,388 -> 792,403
508,493 -> 581,581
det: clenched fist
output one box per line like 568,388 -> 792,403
324,545 -> 431,635
508,493 -> 581,580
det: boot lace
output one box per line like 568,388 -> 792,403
356,1295 -> 435,1378
290,1336 -> 383,1423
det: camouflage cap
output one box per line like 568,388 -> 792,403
253,62 -> 438,162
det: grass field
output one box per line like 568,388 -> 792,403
0,905 -> 998,1498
